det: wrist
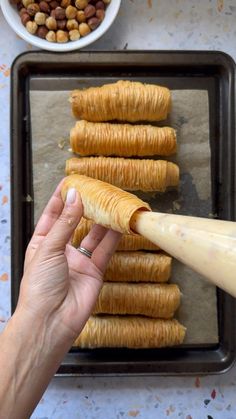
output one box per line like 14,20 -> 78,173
11,305 -> 75,352
0,308 -> 74,419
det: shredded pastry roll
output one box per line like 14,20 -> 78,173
66,157 -> 179,192
72,218 -> 160,251
104,252 -> 171,282
70,80 -> 171,122
70,120 -> 177,157
94,283 -> 180,318
61,175 -> 150,233
74,316 -> 186,348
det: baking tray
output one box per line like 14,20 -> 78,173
11,51 -> 236,375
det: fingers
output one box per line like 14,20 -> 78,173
24,180 -> 65,270
79,224 -> 108,253
67,225 -> 121,276
43,188 -> 83,253
91,229 -> 122,274
33,179 -> 65,239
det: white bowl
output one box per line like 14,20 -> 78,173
0,0 -> 121,51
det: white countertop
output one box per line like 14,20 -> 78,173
1,0 -> 236,417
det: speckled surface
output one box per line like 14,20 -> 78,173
1,0 -> 236,417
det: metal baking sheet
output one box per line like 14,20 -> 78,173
11,51 -> 236,375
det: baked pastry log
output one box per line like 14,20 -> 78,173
70,120 -> 177,157
104,252 -> 171,282
61,175 -> 150,233
93,283 -> 180,318
65,157 -> 179,192
70,80 -> 171,122
72,218 -> 160,251
74,316 -> 186,348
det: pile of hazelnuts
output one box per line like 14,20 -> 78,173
13,0 -> 110,43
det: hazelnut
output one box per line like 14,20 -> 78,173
95,1 -> 104,10
76,10 -> 86,22
34,11 -> 47,25
84,4 -> 95,18
26,20 -> 38,33
57,19 -> 66,29
87,16 -> 100,30
65,5 -> 77,19
19,7 -> 28,16
78,22 -> 91,36
37,25 -> 49,38
60,0 -> 71,7
50,9 -> 56,18
67,18 -> 79,30
45,16 -> 57,29
49,0 -> 59,8
22,0 -> 34,8
75,0 -> 88,9
96,8 -> 104,21
56,29 -> 69,42
17,2 -> 24,10
46,30 -> 56,41
27,2 -> 40,16
39,1 -> 50,13
69,29 -> 80,41
21,12 -> 31,26
54,6 -> 66,19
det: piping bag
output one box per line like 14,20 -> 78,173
130,211 -> 236,298
62,175 -> 236,298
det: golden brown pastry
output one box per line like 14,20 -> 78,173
70,80 -> 171,122
65,157 -> 179,192
70,120 -> 177,157
72,218 -> 160,251
117,234 -> 160,251
93,283 -> 180,318
72,218 -> 93,247
61,175 -> 150,233
104,252 -> 171,282
74,316 -> 186,348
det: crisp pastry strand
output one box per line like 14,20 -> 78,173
61,175 -> 150,233
70,120 -> 177,157
66,157 -> 179,192
93,283 -> 180,318
70,80 -> 171,122
74,316 -> 186,348
104,251 -> 171,282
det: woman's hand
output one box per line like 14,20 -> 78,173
18,181 -> 121,341
0,181 -> 121,419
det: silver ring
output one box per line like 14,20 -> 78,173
78,246 -> 92,258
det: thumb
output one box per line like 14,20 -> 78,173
44,188 -> 83,252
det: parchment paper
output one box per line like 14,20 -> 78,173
30,88 -> 218,345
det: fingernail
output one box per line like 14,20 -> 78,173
66,188 -> 77,205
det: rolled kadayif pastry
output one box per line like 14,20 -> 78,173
93,283 -> 180,318
72,218 -> 160,251
70,80 -> 171,122
74,316 -> 186,348
104,252 -> 171,282
61,175 -> 150,233
70,120 -> 177,157
65,157 -> 179,192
